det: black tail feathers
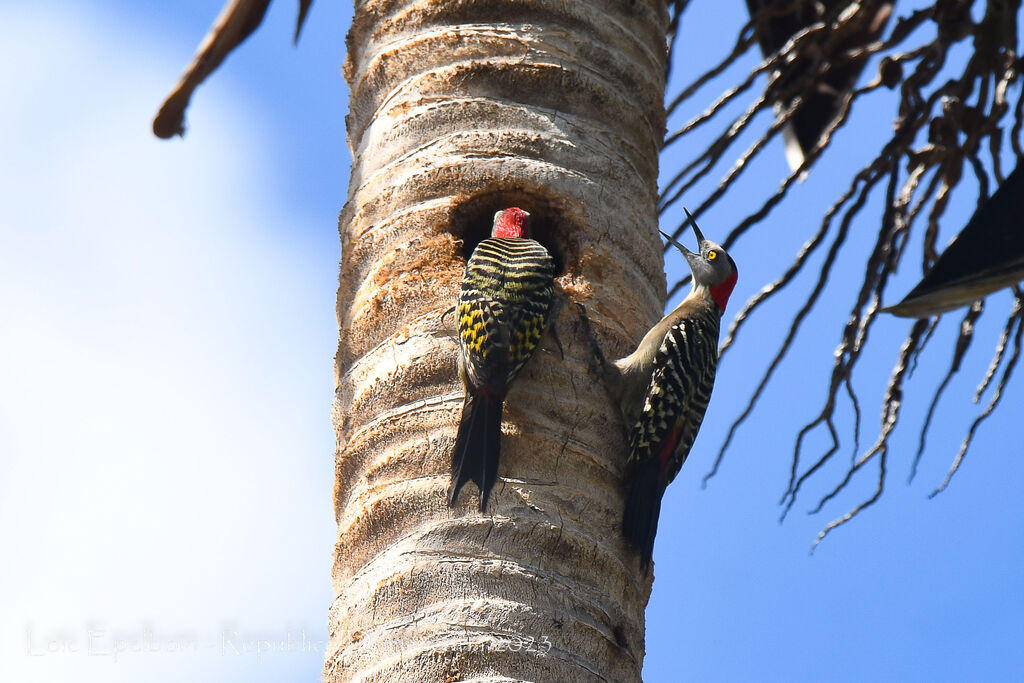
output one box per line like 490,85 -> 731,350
622,460 -> 665,569
449,391 -> 504,511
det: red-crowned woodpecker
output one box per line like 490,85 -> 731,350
450,208 -> 556,511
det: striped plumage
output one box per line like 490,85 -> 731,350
599,211 -> 737,568
450,208 -> 556,511
628,312 -> 719,481
621,305 -> 721,567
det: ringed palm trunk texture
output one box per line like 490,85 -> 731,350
329,1 -> 670,680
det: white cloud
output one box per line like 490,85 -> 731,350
0,6 -> 335,681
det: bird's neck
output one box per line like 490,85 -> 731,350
616,288 -> 718,375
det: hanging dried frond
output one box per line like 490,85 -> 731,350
153,0 -> 312,139
662,0 -> 1024,544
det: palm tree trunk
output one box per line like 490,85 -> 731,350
328,1 -> 670,680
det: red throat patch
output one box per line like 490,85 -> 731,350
710,270 -> 738,311
493,207 -> 530,238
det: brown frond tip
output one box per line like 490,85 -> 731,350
810,318 -> 929,552
909,302 -> 984,483
153,0 -> 272,139
662,0 -> 1024,545
154,0 -> 315,139
930,293 -> 1024,498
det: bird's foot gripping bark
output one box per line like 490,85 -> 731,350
440,304 -> 457,327
576,302 -> 608,376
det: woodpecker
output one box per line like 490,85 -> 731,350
593,212 -> 737,567
450,207 -> 556,511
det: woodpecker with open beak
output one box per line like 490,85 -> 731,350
590,211 -> 738,567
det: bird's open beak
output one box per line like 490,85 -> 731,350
659,228 -> 704,276
659,208 -> 706,257
659,209 -> 706,253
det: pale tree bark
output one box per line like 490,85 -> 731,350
329,1 -> 670,680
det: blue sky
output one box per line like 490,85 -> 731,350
1,1 -> 1020,682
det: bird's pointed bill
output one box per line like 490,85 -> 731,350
683,208 -> 706,244
659,229 -> 693,255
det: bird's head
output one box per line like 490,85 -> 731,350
492,207 -> 531,238
661,209 -> 738,311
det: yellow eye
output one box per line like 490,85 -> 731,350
707,250 -> 717,261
